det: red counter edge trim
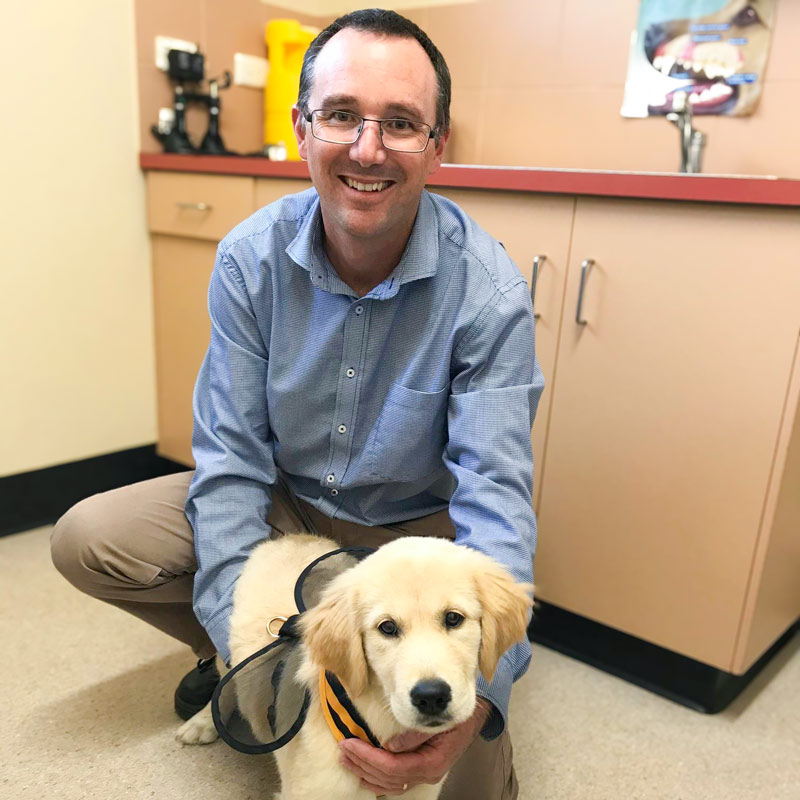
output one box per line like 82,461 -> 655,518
139,153 -> 800,207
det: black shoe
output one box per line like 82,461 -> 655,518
174,657 -> 220,720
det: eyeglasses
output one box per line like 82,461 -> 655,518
304,109 -> 435,153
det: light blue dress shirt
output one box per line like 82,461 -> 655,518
185,187 -> 544,739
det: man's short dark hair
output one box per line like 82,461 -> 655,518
297,8 -> 451,138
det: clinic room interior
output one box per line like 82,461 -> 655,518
3,1 -> 799,798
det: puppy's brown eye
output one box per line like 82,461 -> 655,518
378,620 -> 399,637
444,611 -> 464,629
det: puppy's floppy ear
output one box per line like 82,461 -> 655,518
299,575 -> 368,696
474,560 -> 534,683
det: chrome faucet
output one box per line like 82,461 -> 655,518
665,92 -> 707,174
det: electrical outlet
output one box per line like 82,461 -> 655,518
234,53 -> 269,88
155,35 -> 198,71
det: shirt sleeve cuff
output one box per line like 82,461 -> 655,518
203,607 -> 233,667
476,657 -> 514,741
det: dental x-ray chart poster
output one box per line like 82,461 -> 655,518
621,0 -> 776,118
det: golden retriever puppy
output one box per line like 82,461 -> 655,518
177,533 -> 533,800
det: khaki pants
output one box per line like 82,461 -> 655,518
51,471 -> 518,800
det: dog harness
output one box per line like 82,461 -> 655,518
211,546 -> 378,755
319,669 -> 381,748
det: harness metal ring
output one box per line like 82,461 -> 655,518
266,615 -> 288,638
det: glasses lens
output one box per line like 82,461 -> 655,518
310,111 -> 431,152
311,110 -> 361,144
380,119 -> 430,152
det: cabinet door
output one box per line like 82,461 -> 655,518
430,189 -> 575,512
535,197 -> 800,671
151,235 -> 217,466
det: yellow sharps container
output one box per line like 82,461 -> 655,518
265,19 -> 317,160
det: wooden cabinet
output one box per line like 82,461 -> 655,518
148,172 -> 252,466
146,172 -> 312,467
151,235 -> 217,465
534,198 -> 800,673
429,190 -> 800,676
146,170 -> 800,680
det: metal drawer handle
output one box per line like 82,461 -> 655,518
531,255 -> 546,320
176,201 -> 212,211
576,259 -> 594,325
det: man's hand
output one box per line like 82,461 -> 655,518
338,698 -> 492,796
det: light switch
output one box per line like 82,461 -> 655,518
234,53 -> 270,89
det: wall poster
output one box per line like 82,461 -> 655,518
621,0 -> 776,118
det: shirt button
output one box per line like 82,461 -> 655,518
330,488 -> 339,496
326,473 -> 335,483
355,305 -> 363,315
338,424 -> 347,434
346,368 -> 355,378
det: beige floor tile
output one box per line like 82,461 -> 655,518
3,526 -> 798,799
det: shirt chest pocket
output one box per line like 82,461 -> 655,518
368,382 -> 449,482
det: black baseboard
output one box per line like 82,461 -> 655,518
528,600 -> 799,713
0,446 -> 188,538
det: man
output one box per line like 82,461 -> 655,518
51,9 -> 543,799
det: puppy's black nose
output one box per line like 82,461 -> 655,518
410,680 -> 452,716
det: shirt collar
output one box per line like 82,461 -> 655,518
286,190 -> 440,300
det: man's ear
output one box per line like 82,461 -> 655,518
426,127 -> 450,177
292,105 -> 309,161
299,576 -> 368,696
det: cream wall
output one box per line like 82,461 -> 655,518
0,0 -> 156,477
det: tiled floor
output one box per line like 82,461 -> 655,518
3,526 -> 799,799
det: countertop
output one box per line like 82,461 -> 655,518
140,153 -> 800,207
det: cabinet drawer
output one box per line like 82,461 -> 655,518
147,172 -> 255,241
255,177 -> 313,209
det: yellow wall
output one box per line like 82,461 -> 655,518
0,0 -> 156,477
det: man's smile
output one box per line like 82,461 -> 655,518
340,176 -> 396,193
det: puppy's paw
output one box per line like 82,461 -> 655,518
175,704 -> 218,745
